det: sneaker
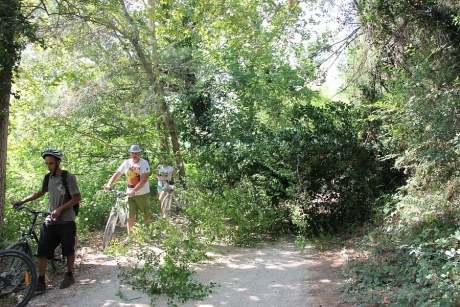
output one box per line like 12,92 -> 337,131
59,274 -> 75,289
35,281 -> 46,294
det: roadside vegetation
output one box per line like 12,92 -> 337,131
2,0 -> 460,306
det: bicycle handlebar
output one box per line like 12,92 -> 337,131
106,189 -> 128,197
14,205 -> 50,217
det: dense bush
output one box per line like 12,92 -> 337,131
343,181 -> 460,306
182,99 -> 404,239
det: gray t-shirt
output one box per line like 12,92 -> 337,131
41,171 -> 80,222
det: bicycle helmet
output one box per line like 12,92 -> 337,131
41,148 -> 63,160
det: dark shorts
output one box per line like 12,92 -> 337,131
37,222 -> 76,259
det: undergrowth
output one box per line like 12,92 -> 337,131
113,218 -> 215,307
342,187 -> 460,306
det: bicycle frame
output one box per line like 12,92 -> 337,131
8,205 -> 68,274
112,191 -> 128,228
7,206 -> 49,257
21,210 -> 42,244
102,190 -> 128,250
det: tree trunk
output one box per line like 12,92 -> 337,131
146,0 -> 185,178
0,0 -> 19,227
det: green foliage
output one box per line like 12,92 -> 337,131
183,175 -> 288,246
118,220 -> 215,306
183,94 -> 403,239
80,191 -> 113,232
1,202 -> 46,248
3,169 -> 48,245
343,187 -> 460,306
0,0 -> 44,76
349,0 -> 460,172
339,2 -> 460,302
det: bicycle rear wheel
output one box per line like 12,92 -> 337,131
49,244 -> 66,275
102,212 -> 118,250
0,249 -> 37,307
49,233 -> 77,274
172,197 -> 182,215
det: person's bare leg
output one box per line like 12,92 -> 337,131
159,191 -> 167,205
38,257 -> 47,276
159,191 -> 167,217
128,216 -> 135,234
36,257 -> 48,292
66,254 -> 75,273
59,253 -> 75,289
158,191 -> 162,204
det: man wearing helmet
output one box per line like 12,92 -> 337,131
12,148 -> 81,293
104,145 -> 151,237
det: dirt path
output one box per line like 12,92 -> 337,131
27,237 -> 348,307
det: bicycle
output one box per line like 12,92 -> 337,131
160,181 -> 183,218
7,205 -> 67,274
0,248 -> 37,307
102,189 -> 129,250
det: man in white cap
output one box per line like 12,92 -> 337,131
104,145 -> 151,235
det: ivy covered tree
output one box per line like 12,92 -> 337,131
0,0 -> 43,227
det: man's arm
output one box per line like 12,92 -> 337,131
11,191 -> 47,206
52,192 -> 82,219
104,172 -> 122,191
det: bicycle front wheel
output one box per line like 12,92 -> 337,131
0,249 -> 37,307
102,212 -> 118,250
161,194 -> 172,218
